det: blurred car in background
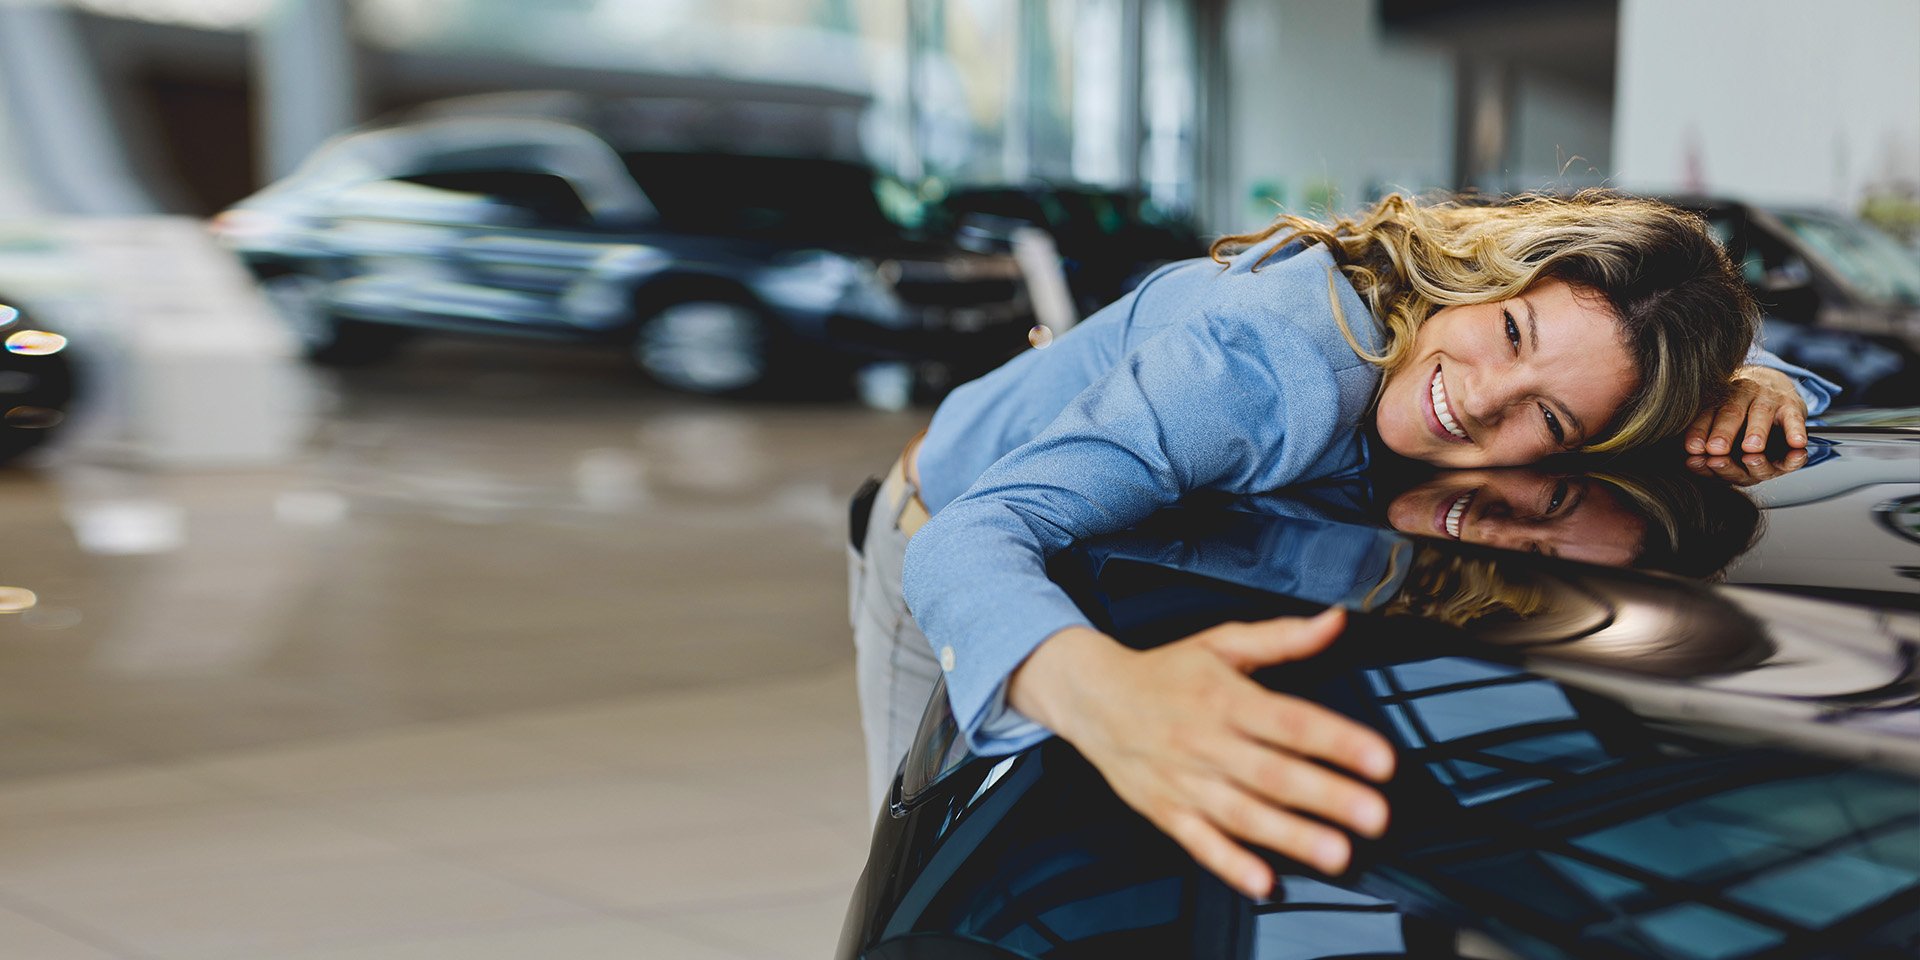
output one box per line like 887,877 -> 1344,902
932,183 -> 1208,318
1678,198 -> 1920,404
212,110 -> 1035,399
0,295 -> 75,464
842,429 -> 1920,959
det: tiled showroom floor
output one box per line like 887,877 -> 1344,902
0,340 -> 916,959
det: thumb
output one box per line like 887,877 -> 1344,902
1204,606 -> 1346,672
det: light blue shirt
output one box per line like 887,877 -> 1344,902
903,238 -> 1837,757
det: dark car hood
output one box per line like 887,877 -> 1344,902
845,429 -> 1920,960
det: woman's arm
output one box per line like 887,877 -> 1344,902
903,306 -> 1392,897
903,306 -> 1356,753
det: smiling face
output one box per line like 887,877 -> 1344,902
1385,469 -> 1645,568
1373,279 -> 1639,467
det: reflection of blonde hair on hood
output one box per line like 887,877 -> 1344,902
1372,543 -> 1550,629
1370,542 -> 1774,678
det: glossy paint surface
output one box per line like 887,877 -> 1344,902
844,430 -> 1920,959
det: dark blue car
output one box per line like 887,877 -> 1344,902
841,428 -> 1920,959
214,114 -> 1035,399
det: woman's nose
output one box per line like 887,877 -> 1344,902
1467,516 -> 1527,550
1459,372 -> 1517,426
1462,368 -> 1536,429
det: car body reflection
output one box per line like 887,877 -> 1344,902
841,428 -> 1920,960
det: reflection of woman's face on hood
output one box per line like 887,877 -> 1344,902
1386,469 -> 1645,568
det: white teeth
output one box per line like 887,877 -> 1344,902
1444,490 -> 1472,539
1430,368 -> 1469,441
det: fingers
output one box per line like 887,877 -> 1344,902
1688,454 -> 1756,485
1210,737 -> 1390,839
1158,776 -> 1365,900
1740,398 -> 1779,453
1777,446 -> 1809,475
1781,405 -> 1808,448
1072,619 -> 1397,903
1700,367 -> 1809,454
1684,409 -> 1715,455
1160,807 -> 1275,899
1189,611 -> 1396,781
1686,447 -> 1807,486
1194,779 -> 1353,876
1704,396 -> 1752,456
1200,607 -> 1346,673
1235,691 -> 1396,782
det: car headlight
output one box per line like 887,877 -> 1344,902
761,252 -> 901,319
841,262 -> 904,322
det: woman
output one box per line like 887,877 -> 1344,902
850,190 -> 1835,898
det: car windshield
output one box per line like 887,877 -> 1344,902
1055,190 -> 1135,236
1773,211 -> 1920,308
621,153 -> 913,244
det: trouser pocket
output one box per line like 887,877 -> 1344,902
848,475 -> 882,556
847,475 -> 883,628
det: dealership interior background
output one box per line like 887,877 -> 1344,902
0,0 -> 1914,958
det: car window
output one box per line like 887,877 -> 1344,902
397,171 -> 594,227
1058,191 -> 1125,236
1702,211 -> 1808,291
948,192 -> 1046,224
325,179 -> 535,227
621,153 -> 908,243
1702,214 -> 1740,261
1744,225 -> 1813,291
1774,212 -> 1920,308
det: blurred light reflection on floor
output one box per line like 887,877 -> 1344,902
0,339 -> 914,959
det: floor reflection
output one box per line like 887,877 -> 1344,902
0,338 -> 919,773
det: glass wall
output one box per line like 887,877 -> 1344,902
1141,0 -> 1197,211
347,0 -> 1205,211
1069,0 -> 1129,187
902,0 -> 1202,213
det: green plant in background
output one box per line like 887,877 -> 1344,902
1249,178 -> 1345,221
875,175 -> 929,231
1299,178 -> 1340,218
1860,189 -> 1920,248
1249,180 -> 1286,220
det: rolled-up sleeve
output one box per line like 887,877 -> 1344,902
902,308 -> 1344,756
1745,344 -> 1841,415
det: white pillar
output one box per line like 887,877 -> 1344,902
1119,0 -> 1146,188
0,2 -> 157,214
255,0 -> 360,182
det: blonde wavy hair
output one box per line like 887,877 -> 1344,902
1376,544 -> 1551,629
1211,191 -> 1759,452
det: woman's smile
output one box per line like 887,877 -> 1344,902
1424,365 -> 1472,444
1435,487 -> 1474,538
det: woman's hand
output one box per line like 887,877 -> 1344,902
1685,365 -> 1809,456
1686,447 -> 1809,487
1008,609 -> 1395,900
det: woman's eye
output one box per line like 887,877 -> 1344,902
1548,479 -> 1568,514
1503,310 -> 1520,350
1541,405 -> 1565,444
